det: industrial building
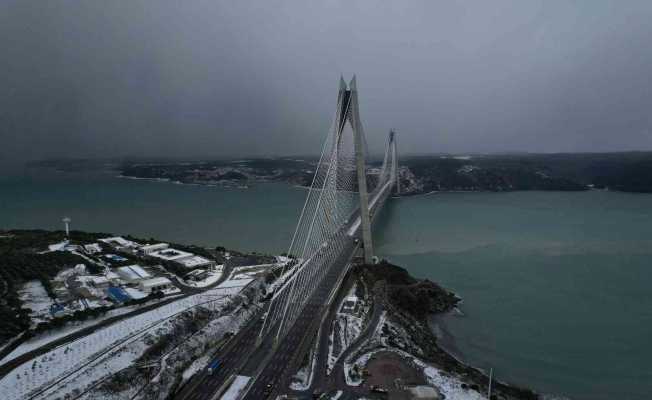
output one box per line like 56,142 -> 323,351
139,243 -> 169,255
149,247 -> 214,269
138,277 -> 174,294
99,236 -> 141,250
116,264 -> 152,284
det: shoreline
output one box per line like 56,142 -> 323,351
359,262 -> 540,399
118,172 -> 598,198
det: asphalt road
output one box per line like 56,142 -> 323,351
174,238 -> 356,400
174,313 -> 269,400
242,240 -> 356,399
176,180 -> 394,400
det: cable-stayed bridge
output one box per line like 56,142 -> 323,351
176,76 -> 398,400
258,76 -> 398,348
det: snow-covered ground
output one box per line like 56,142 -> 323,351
181,355 -> 210,384
229,264 -> 275,281
289,341 -> 318,391
221,375 -> 251,400
0,278 -> 255,400
327,282 -> 367,374
290,365 -> 311,391
2,297 -> 178,364
418,360 -> 486,400
18,281 -> 55,326
343,312 -> 487,399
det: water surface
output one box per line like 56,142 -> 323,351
374,191 -> 652,400
2,170 -> 651,399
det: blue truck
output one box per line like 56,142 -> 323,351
207,359 -> 220,375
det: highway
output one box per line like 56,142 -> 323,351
175,238 -> 356,400
241,240 -> 356,399
175,172 -> 394,400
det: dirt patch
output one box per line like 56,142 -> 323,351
365,351 -> 428,400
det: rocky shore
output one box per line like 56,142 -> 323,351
356,261 -> 539,400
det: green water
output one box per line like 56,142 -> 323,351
0,169 -> 305,253
2,169 -> 651,399
374,191 -> 652,400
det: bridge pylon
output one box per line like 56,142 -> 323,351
336,76 -> 374,265
258,76 -> 397,351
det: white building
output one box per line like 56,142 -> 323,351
88,276 -> 110,289
105,271 -> 122,284
176,255 -> 214,269
342,295 -> 358,313
99,236 -> 141,250
84,243 -> 102,254
116,265 -> 152,284
149,247 -> 214,269
138,277 -> 173,293
140,243 -> 169,255
149,248 -> 193,261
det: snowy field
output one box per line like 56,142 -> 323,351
2,297 -> 180,364
0,278 -> 254,400
18,281 -> 55,326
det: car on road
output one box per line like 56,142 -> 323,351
263,383 -> 274,398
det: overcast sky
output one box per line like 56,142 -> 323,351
2,0 -> 652,165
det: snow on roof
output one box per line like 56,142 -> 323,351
176,255 -> 212,268
99,236 -> 140,248
124,288 -> 147,300
116,265 -> 152,280
48,240 -> 68,252
185,269 -> 206,277
150,247 -> 193,261
106,272 -> 121,280
84,243 -> 102,252
89,276 -> 109,285
139,277 -> 172,288
140,243 -> 169,252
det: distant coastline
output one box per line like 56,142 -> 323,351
30,151 -> 652,195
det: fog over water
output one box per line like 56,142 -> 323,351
3,1 -> 652,168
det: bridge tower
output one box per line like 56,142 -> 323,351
391,130 -> 399,195
336,76 -> 375,265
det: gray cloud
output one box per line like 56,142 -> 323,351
2,0 -> 652,166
